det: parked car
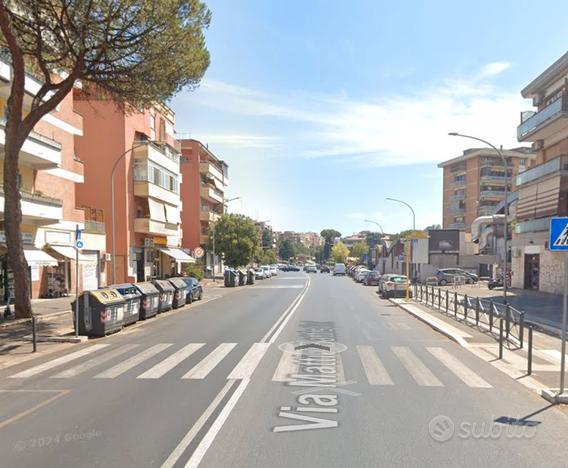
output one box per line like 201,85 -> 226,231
354,268 -> 370,282
333,263 -> 347,276
287,264 -> 301,272
377,274 -> 400,295
435,268 -> 479,286
181,277 -> 203,303
382,275 -> 411,298
261,265 -> 272,277
270,265 -> 278,276
320,265 -> 330,273
305,265 -> 318,273
254,268 -> 267,279
363,270 -> 381,286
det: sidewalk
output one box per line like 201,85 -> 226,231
391,296 -> 567,398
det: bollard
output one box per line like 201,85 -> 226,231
527,326 -> 533,375
438,288 -> 441,310
445,290 -> 449,314
464,294 -> 468,320
499,319 -> 504,360
454,291 -> 458,317
489,299 -> 494,332
519,313 -> 525,349
32,315 -> 37,353
475,297 -> 480,326
505,304 -> 511,339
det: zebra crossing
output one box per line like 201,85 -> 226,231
6,341 -> 494,389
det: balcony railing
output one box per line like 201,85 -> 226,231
478,206 -> 496,216
515,217 -> 551,234
448,222 -> 465,229
480,175 -> 507,183
451,179 -> 466,187
480,190 -> 506,198
450,193 -> 465,201
516,155 -> 568,186
448,206 -> 465,215
3,186 -> 63,207
517,95 -> 567,140
84,220 -> 105,234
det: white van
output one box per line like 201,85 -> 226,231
333,263 -> 346,276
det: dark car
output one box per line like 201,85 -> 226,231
320,265 -> 330,273
305,265 -> 318,273
363,270 -> 381,286
289,264 -> 301,272
181,277 -> 203,303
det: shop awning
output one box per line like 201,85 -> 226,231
159,248 -> 195,263
24,248 -> 58,266
47,245 -> 98,263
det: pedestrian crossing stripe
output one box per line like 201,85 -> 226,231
6,342 -> 493,389
553,224 -> 568,246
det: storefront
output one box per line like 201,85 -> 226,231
158,248 -> 195,277
44,245 -> 100,293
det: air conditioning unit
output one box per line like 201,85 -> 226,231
104,253 -> 112,261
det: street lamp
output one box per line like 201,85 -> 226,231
449,132 -> 509,304
111,140 -> 161,284
211,196 -> 241,282
386,198 -> 416,301
364,219 -> 385,271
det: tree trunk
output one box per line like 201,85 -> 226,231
3,140 -> 31,319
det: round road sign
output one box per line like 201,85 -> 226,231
193,247 -> 204,258
75,240 -> 84,249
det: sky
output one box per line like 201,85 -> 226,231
171,0 -> 568,236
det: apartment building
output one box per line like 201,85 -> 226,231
277,231 -> 323,248
179,139 -> 228,277
438,148 -> 534,232
75,96 -> 193,284
513,51 -> 568,293
0,57 -> 106,301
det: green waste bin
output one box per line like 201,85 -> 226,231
168,277 -> 190,309
152,279 -> 175,312
134,282 -> 160,320
72,288 -> 125,337
110,283 -> 141,326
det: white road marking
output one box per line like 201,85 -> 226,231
182,343 -> 237,379
94,343 -> 172,379
9,344 -> 109,378
51,344 -> 139,378
253,285 -> 304,289
184,379 -> 250,468
427,347 -> 492,388
392,346 -> 443,387
227,343 -> 271,379
137,343 -> 205,379
272,351 -> 300,382
357,345 -> 394,385
160,380 -> 237,468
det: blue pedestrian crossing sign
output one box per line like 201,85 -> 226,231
75,239 -> 84,250
549,217 -> 568,251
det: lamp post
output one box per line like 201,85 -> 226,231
386,198 -> 416,301
364,219 -> 384,270
111,141 -> 160,284
449,132 -> 509,304
211,196 -> 241,282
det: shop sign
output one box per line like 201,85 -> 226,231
0,231 -> 34,244
45,230 -> 72,245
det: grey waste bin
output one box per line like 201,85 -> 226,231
134,282 -> 160,320
152,279 -> 175,312
224,269 -> 237,287
71,288 -> 125,337
238,270 -> 247,286
110,283 -> 141,326
168,277 -> 190,309
247,269 -> 256,285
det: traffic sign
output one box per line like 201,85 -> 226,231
549,217 -> 568,251
75,239 -> 84,249
193,247 -> 204,258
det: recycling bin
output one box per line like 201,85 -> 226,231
247,269 -> 256,285
110,283 -> 141,326
224,269 -> 237,287
168,277 -> 190,309
238,269 -> 247,286
71,288 -> 125,337
152,279 -> 175,313
133,282 -> 160,320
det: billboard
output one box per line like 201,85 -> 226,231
428,229 -> 460,254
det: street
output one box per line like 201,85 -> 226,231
2,272 -> 568,468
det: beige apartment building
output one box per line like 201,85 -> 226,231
513,51 -> 568,293
439,148 -> 534,232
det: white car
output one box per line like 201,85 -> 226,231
333,263 -> 346,276
355,268 -> 370,283
254,268 -> 266,280
261,265 -> 272,277
270,265 -> 278,276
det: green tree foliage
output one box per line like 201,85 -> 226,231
366,232 -> 381,248
331,242 -> 349,263
320,229 -> 341,260
350,242 -> 369,262
278,239 -> 295,261
213,214 -> 259,268
261,228 -> 273,249
257,249 -> 278,265
185,264 -> 204,281
0,0 -> 211,317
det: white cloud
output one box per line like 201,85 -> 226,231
180,61 -> 527,168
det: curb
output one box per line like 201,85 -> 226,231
389,298 -> 470,347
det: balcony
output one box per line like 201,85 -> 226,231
134,179 -> 180,207
200,211 -> 220,223
515,217 -> 551,234
450,193 -> 465,201
200,234 -> 210,245
200,161 -> 225,183
448,222 -> 465,229
132,140 -> 180,174
480,190 -> 506,199
451,179 -> 466,187
516,155 -> 568,187
0,187 -> 62,225
134,217 -> 179,237
480,175 -> 507,184
517,95 -> 568,141
200,185 -> 223,204
478,206 -> 496,216
0,122 -> 61,169
84,220 -> 105,234
448,205 -> 465,215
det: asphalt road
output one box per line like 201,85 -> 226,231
2,272 -> 568,467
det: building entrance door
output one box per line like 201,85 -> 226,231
524,254 -> 540,290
